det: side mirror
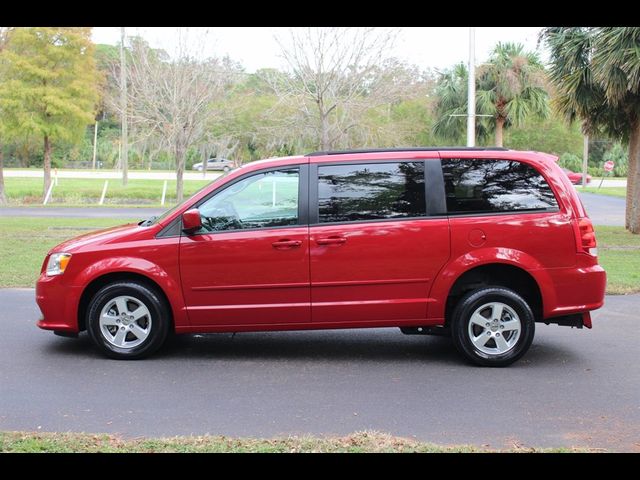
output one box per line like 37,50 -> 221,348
182,208 -> 202,234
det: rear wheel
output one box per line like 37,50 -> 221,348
223,166 -> 231,173
451,287 -> 535,367
86,281 -> 170,360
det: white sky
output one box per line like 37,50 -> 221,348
92,27 -> 546,73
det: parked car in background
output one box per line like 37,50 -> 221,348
562,167 -> 592,185
36,148 -> 606,366
192,158 -> 234,172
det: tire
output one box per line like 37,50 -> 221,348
223,166 -> 230,173
450,287 -> 535,367
86,281 -> 170,360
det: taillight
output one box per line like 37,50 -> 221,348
573,217 -> 597,256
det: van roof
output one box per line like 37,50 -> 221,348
306,147 -> 509,156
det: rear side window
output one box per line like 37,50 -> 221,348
442,159 -> 558,214
317,162 -> 426,223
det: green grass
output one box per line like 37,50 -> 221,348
4,177 -> 211,206
0,217 -> 136,288
577,186 -> 627,198
594,226 -> 640,294
0,218 -> 637,294
0,431 -> 593,453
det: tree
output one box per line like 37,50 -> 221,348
269,27 -> 411,151
503,112 -> 584,157
0,28 -> 98,200
542,27 -> 640,233
433,63 -> 491,144
0,27 -> 11,205
434,43 -> 549,147
118,30 -> 238,202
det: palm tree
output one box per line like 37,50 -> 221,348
542,27 -> 640,233
477,42 -> 549,147
433,43 -> 549,147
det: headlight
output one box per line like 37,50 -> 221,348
46,253 -> 72,276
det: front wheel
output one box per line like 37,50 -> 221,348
86,281 -> 170,360
451,287 -> 535,367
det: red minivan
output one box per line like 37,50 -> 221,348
36,148 -> 606,366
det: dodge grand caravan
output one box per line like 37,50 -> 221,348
36,148 -> 606,366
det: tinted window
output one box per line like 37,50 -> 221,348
442,159 -> 558,214
318,162 -> 426,223
198,169 -> 298,232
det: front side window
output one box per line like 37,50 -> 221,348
317,162 -> 426,223
197,169 -> 299,232
442,159 -> 558,214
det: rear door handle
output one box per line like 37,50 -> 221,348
316,236 -> 347,246
272,239 -> 302,249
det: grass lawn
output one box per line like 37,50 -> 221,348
0,218 -> 637,294
594,226 -> 640,294
3,177 -> 211,206
576,186 -> 627,198
0,217 -> 136,288
0,431 -> 590,453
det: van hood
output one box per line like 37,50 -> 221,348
49,223 -> 147,254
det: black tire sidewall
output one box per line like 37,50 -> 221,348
86,282 -> 169,360
451,287 -> 535,367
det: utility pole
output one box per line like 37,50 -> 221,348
582,134 -> 589,187
467,27 -> 476,147
120,27 -> 128,185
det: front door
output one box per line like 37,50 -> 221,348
309,160 -> 450,324
180,166 -> 310,327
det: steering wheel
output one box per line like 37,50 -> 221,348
219,201 -> 239,220
202,201 -> 242,231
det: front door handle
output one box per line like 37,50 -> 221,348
272,239 -> 302,249
316,236 -> 347,246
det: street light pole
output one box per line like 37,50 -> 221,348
120,27 -> 128,186
467,27 -> 476,147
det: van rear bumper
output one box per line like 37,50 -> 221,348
541,263 -> 606,327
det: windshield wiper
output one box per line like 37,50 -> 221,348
138,216 -> 158,227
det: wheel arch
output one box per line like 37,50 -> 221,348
77,271 -> 175,332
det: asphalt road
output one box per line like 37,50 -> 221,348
0,206 -> 166,219
0,192 -> 626,226
0,289 -> 638,451
578,192 -> 625,226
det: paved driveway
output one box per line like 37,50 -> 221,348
0,289 -> 638,451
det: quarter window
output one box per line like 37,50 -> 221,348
317,162 -> 426,223
197,169 -> 299,232
442,159 -> 558,214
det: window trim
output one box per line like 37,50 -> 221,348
180,164 -> 308,236
441,157 -> 561,216
156,216 -> 182,238
310,159 -> 434,227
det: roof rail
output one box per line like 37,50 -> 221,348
305,147 -> 509,156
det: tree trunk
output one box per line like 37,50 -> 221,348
0,146 -> 6,205
320,113 -> 330,151
43,135 -> 52,202
175,145 -> 185,204
495,117 -> 505,147
627,119 -> 640,234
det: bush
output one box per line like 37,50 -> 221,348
558,153 -> 582,172
603,143 -> 628,177
588,166 -> 605,177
